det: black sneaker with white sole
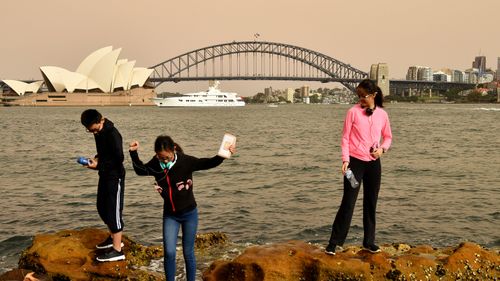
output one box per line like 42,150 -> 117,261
325,243 -> 336,255
363,244 -> 381,253
96,236 -> 124,249
96,248 -> 125,262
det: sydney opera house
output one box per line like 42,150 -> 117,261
1,46 -> 155,106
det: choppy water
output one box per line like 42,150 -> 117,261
1,104 -> 499,275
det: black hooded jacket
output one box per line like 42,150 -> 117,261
130,150 -> 224,216
94,119 -> 125,178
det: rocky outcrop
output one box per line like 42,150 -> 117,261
3,229 -> 498,281
15,228 -> 164,280
203,240 -> 500,281
0,228 -> 230,281
195,232 -> 228,251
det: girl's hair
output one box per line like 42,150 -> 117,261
357,79 -> 384,108
154,135 -> 184,153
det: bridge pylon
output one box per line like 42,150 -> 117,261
370,63 -> 389,96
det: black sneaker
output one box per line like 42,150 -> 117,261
363,244 -> 381,253
96,236 -> 124,249
325,243 -> 336,255
96,248 -> 125,262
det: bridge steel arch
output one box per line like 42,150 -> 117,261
149,41 -> 368,91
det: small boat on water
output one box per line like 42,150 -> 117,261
152,81 -> 245,107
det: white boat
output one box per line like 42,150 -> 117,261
152,81 -> 245,107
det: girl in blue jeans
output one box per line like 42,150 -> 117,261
129,135 -> 234,281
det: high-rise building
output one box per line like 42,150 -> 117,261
472,56 -> 486,74
406,66 -> 419,80
464,69 -> 479,84
452,70 -> 465,83
417,67 -> 433,81
301,85 -> 310,104
407,66 -> 432,81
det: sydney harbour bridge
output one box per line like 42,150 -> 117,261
0,41 -> 476,95
148,41 -> 476,94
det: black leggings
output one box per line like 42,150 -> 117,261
329,156 -> 381,246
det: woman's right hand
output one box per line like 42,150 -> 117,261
341,161 -> 349,175
129,141 -> 139,151
153,182 -> 162,194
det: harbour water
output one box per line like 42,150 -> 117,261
0,103 -> 499,275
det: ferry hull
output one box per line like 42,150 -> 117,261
152,98 -> 245,107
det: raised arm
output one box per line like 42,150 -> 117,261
129,140 -> 155,176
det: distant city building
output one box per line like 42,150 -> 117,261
406,66 -> 419,80
417,67 -> 433,81
406,65 -> 432,81
464,69 -> 479,84
301,85 -> 310,104
433,71 -> 449,82
480,73 -> 494,83
472,56 -> 486,74
452,70 -> 465,83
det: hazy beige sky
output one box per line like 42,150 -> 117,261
1,0 -> 498,95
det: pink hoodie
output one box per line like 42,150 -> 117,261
341,104 -> 392,162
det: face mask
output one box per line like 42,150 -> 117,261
159,153 -> 177,170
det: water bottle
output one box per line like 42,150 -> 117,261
77,157 -> 89,165
345,168 -> 359,188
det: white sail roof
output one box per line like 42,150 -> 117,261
4,46 -> 154,94
2,80 -> 43,96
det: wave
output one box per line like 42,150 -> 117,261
474,107 -> 500,111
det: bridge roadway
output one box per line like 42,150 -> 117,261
1,78 -> 476,95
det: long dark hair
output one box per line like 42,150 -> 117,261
357,79 -> 384,108
154,135 -> 184,153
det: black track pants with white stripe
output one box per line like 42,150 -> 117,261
97,176 -> 125,233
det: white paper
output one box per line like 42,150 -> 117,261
218,133 -> 236,158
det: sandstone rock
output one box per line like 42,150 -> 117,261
5,228 -> 232,281
17,228 -> 163,281
203,240 -> 500,281
195,232 -> 229,251
0,269 -> 37,281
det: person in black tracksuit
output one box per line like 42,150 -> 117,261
128,135 -> 234,281
80,109 -> 125,262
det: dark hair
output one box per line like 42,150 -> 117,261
81,109 -> 102,128
357,79 -> 384,108
154,135 -> 183,154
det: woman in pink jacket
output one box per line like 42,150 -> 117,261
326,79 -> 392,255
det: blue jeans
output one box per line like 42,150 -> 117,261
163,208 -> 198,281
